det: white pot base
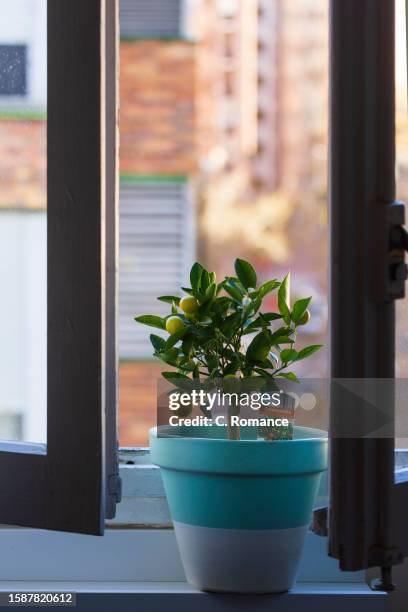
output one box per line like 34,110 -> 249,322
174,521 -> 308,593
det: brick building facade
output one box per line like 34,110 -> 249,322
120,40 -> 196,176
0,118 -> 46,209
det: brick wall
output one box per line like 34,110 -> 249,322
119,362 -> 163,446
120,40 -> 196,176
0,39 -> 197,212
0,119 -> 46,209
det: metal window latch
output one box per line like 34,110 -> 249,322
388,201 -> 408,300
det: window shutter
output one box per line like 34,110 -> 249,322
0,0 -> 118,535
119,179 -> 195,359
120,0 -> 182,38
329,0 -> 408,589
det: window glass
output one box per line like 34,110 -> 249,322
0,0 -> 47,443
0,45 -> 27,96
119,0 -> 329,446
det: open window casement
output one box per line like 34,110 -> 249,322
328,0 -> 408,587
0,0 -> 120,534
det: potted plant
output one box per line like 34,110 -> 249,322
135,259 -> 327,593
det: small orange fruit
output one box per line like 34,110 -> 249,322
166,316 -> 185,334
180,296 -> 200,314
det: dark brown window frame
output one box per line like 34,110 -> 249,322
329,0 -> 408,586
0,0 -> 118,535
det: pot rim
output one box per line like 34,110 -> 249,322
150,424 -> 328,444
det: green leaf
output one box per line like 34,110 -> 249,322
150,334 -> 166,351
261,312 -> 283,322
246,331 -> 273,364
162,372 -> 195,392
158,348 -> 179,367
190,262 -> 204,292
220,347 -> 237,360
235,258 -> 257,290
192,325 -> 214,341
179,359 -> 197,371
276,371 -> 300,383
213,296 -> 233,316
134,315 -> 166,330
181,335 -> 194,357
157,295 -> 180,305
242,312 -> 283,335
254,367 -> 275,378
165,327 -> 188,349
296,345 -> 323,361
207,355 -> 220,371
273,336 -> 294,345
216,280 -> 227,294
250,295 -> 262,314
162,371 -> 189,380
269,327 -> 294,344
200,269 -> 211,292
280,348 -> 298,363
227,277 -> 246,294
224,282 -> 243,301
257,280 -> 280,299
278,273 -> 291,324
202,282 -> 217,304
224,359 -> 240,376
220,312 -> 242,339
197,300 -> 213,318
291,297 -> 312,324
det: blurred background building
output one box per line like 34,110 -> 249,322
120,0 -> 330,444
0,0 -> 47,442
3,0 -> 407,446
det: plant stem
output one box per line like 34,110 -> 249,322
227,396 -> 240,441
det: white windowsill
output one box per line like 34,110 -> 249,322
0,581 -> 387,612
0,448 -> 392,608
0,528 -> 362,584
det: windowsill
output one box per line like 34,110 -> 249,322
0,582 -> 381,594
0,528 -> 363,584
0,528 -> 387,609
0,448 -> 394,609
0,582 -> 388,612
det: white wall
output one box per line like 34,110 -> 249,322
0,0 -> 47,107
0,211 -> 46,442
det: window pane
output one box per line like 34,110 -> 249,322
119,0 -> 329,446
0,0 -> 47,443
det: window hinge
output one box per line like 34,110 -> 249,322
108,473 -> 122,504
388,201 -> 408,300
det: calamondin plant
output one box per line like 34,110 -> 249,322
135,259 -> 321,439
136,258 -> 321,381
144,260 -> 327,593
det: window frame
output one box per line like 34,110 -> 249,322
328,0 -> 408,579
0,0 -> 119,535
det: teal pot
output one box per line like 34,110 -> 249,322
150,425 -> 328,593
